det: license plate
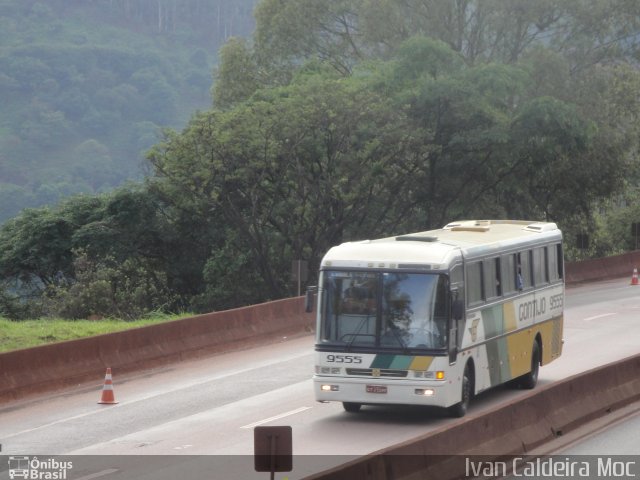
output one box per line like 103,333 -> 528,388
366,385 -> 387,394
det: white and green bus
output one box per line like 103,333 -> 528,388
310,220 -> 564,417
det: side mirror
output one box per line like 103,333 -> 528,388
305,286 -> 317,313
452,299 -> 464,321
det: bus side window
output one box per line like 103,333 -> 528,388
517,251 -> 533,290
483,257 -> 501,299
548,243 -> 564,283
533,247 -> 549,286
501,254 -> 517,295
467,262 -> 484,305
557,243 -> 564,280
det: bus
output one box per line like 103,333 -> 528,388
309,220 -> 564,417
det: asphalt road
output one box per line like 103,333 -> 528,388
1,277 -> 639,479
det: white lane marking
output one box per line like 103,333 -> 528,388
75,469 -> 119,480
174,444 -> 193,450
4,406 -> 122,439
240,406 -> 311,429
583,313 -> 616,322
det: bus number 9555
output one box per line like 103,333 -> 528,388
326,354 -> 362,364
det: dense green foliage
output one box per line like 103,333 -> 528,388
0,0 -> 258,223
0,314 -> 189,352
2,0 -> 640,321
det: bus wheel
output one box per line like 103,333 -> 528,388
343,402 -> 362,413
448,365 -> 472,418
519,341 -> 540,389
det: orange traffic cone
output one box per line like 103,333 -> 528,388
98,367 -> 118,404
631,268 -> 639,286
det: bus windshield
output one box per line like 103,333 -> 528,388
318,270 -> 449,351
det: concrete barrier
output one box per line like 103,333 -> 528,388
0,297 -> 314,404
565,250 -> 640,284
303,353 -> 640,480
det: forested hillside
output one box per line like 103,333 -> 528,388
0,0 -> 257,223
1,0 -> 640,321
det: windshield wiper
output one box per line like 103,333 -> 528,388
384,324 -> 409,352
345,316 -> 372,351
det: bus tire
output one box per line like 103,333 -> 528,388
448,364 -> 472,418
343,402 -> 362,413
519,340 -> 540,389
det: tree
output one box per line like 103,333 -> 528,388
378,37 -> 530,226
44,250 -> 175,320
0,185 -> 210,318
511,48 -> 640,223
384,36 -> 633,227
0,207 -> 76,287
149,71 -> 417,300
249,0 -> 640,72
151,33 -> 636,304
212,37 -> 260,109
506,97 -> 597,220
254,0 -> 363,76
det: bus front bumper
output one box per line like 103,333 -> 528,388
313,375 -> 453,408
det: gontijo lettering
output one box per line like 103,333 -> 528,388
518,298 -> 546,321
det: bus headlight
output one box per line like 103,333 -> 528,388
321,384 -> 339,392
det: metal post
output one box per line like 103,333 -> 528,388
269,433 -> 276,480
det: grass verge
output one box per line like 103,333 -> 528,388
0,314 -> 191,354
